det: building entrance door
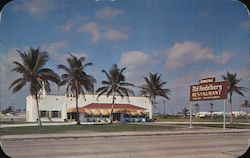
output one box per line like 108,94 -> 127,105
67,113 -> 77,122
113,113 -> 121,121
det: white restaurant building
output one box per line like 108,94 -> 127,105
26,90 -> 152,123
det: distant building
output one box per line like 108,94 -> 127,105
194,112 -> 210,118
231,111 -> 247,117
26,93 -> 152,123
195,111 -> 248,118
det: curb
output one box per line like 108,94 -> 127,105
1,129 -> 250,141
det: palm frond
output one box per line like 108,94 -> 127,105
140,72 -> 171,102
11,61 -> 28,74
119,82 -> 135,87
102,70 -> 111,81
83,62 -> 93,68
57,64 -> 71,74
9,78 -> 26,92
96,86 -> 109,99
11,81 -> 26,93
38,68 -> 60,81
116,89 -> 124,98
96,86 -> 109,94
33,51 -> 49,71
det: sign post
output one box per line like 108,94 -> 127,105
189,102 -> 192,128
190,78 -> 228,130
223,99 -> 226,130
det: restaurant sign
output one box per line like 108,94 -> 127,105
190,78 -> 228,101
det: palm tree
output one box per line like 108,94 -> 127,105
209,102 -> 214,119
96,64 -> 135,123
9,47 -> 60,126
58,54 -> 96,125
192,103 -> 200,114
139,73 -> 171,114
221,71 -> 247,123
241,99 -> 249,119
181,107 -> 189,118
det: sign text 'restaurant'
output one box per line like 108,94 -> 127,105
190,81 -> 228,101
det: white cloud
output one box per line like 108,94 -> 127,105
77,22 -> 129,43
104,29 -> 129,40
41,41 -> 69,63
119,51 -> 150,70
62,20 -> 74,32
119,51 -> 156,88
14,0 -> 53,19
77,22 -> 101,43
166,41 -> 232,69
40,41 -> 88,65
215,53 -> 232,65
61,15 -> 87,32
95,7 -> 125,19
170,75 -> 194,92
43,41 -> 68,53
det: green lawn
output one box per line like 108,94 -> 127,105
1,122 -> 249,136
0,123 -> 183,136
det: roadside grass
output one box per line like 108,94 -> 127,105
192,123 -> 250,129
0,123 -> 183,136
154,115 -> 250,123
0,121 -> 27,124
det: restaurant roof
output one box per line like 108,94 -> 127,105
83,103 -> 146,110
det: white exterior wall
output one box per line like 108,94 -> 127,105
26,94 -> 152,122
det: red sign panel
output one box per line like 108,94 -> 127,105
190,81 -> 228,101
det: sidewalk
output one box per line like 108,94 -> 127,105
1,128 -> 250,141
156,121 -> 250,125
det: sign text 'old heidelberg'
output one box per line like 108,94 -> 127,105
190,81 -> 228,101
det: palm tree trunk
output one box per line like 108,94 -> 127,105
35,94 -> 42,126
75,89 -> 80,125
229,93 -> 233,124
110,92 -> 115,124
152,96 -> 156,114
210,105 -> 213,119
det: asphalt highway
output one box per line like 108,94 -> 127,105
2,132 -> 250,158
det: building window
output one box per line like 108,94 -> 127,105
40,111 -> 48,118
124,113 -> 131,118
51,111 -> 61,118
84,113 -> 92,118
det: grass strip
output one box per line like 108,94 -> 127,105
0,123 -> 183,136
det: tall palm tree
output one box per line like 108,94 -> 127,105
139,73 -> 171,114
9,47 -> 60,126
58,54 -> 96,125
221,71 -> 247,123
96,64 -> 135,123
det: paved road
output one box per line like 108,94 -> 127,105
2,133 -> 250,158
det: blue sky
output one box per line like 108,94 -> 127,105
0,0 -> 249,113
